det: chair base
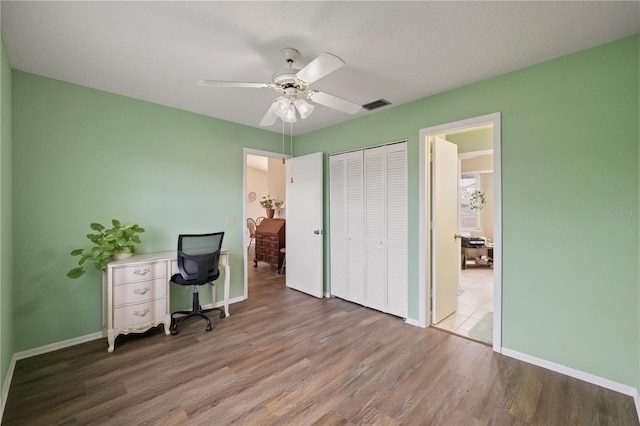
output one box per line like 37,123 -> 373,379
169,288 -> 226,335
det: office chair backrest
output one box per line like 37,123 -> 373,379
177,232 -> 225,284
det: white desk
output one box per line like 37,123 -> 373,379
103,250 -> 230,353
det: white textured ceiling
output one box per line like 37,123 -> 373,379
2,1 -> 639,135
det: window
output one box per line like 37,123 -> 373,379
460,173 -> 481,231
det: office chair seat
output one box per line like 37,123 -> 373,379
169,232 -> 226,335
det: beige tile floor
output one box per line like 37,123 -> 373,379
433,266 -> 493,342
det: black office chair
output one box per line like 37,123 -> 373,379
169,232 -> 225,335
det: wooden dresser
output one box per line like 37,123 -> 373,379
254,218 -> 286,271
103,253 -> 172,353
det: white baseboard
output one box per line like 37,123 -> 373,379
14,332 -> 104,361
202,295 -> 246,311
404,317 -> 420,327
502,347 -> 640,422
16,297 -> 246,359
0,355 -> 16,424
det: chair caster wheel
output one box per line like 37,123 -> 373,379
205,325 -> 212,332
220,312 -> 226,318
170,328 -> 179,336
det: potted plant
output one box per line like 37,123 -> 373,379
469,190 -> 486,210
259,195 -> 284,218
67,219 -> 145,278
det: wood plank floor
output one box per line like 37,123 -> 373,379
3,261 -> 638,425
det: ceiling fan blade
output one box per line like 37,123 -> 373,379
198,80 -> 271,89
259,105 -> 278,126
310,91 -> 361,115
296,53 -> 345,84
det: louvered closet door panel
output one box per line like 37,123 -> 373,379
330,155 -> 348,299
346,151 -> 365,305
386,142 -> 408,318
364,146 -> 386,312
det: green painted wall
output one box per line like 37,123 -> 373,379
0,36 -> 13,400
11,71 -> 281,351
295,35 -> 640,388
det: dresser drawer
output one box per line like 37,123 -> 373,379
112,262 -> 166,284
113,298 -> 167,329
113,278 -> 167,307
267,240 -> 280,250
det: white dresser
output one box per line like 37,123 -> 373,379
103,250 -> 230,353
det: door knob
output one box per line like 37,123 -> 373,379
313,230 -> 323,235
454,233 -> 462,240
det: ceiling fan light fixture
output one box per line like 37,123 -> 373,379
294,98 -> 314,119
271,97 -> 297,123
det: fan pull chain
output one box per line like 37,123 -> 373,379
289,121 -> 294,183
282,119 -> 285,164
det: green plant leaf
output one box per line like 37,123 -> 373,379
90,223 -> 105,231
67,267 -> 86,279
68,219 -> 144,280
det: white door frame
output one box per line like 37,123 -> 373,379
243,147 -> 291,299
417,112 -> 502,352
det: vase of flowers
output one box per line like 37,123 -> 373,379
260,195 -> 284,218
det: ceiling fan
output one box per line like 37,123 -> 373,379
198,48 -> 361,126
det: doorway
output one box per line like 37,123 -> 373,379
444,147 -> 494,343
243,148 -> 289,299
418,113 -> 502,352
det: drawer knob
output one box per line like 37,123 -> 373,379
133,286 -> 151,295
133,308 -> 150,317
134,268 -> 151,276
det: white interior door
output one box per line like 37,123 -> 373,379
286,152 -> 324,298
431,136 -> 460,324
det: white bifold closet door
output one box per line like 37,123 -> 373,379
329,154 -> 348,300
330,142 -> 407,318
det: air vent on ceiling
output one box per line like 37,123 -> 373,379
362,99 -> 391,111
